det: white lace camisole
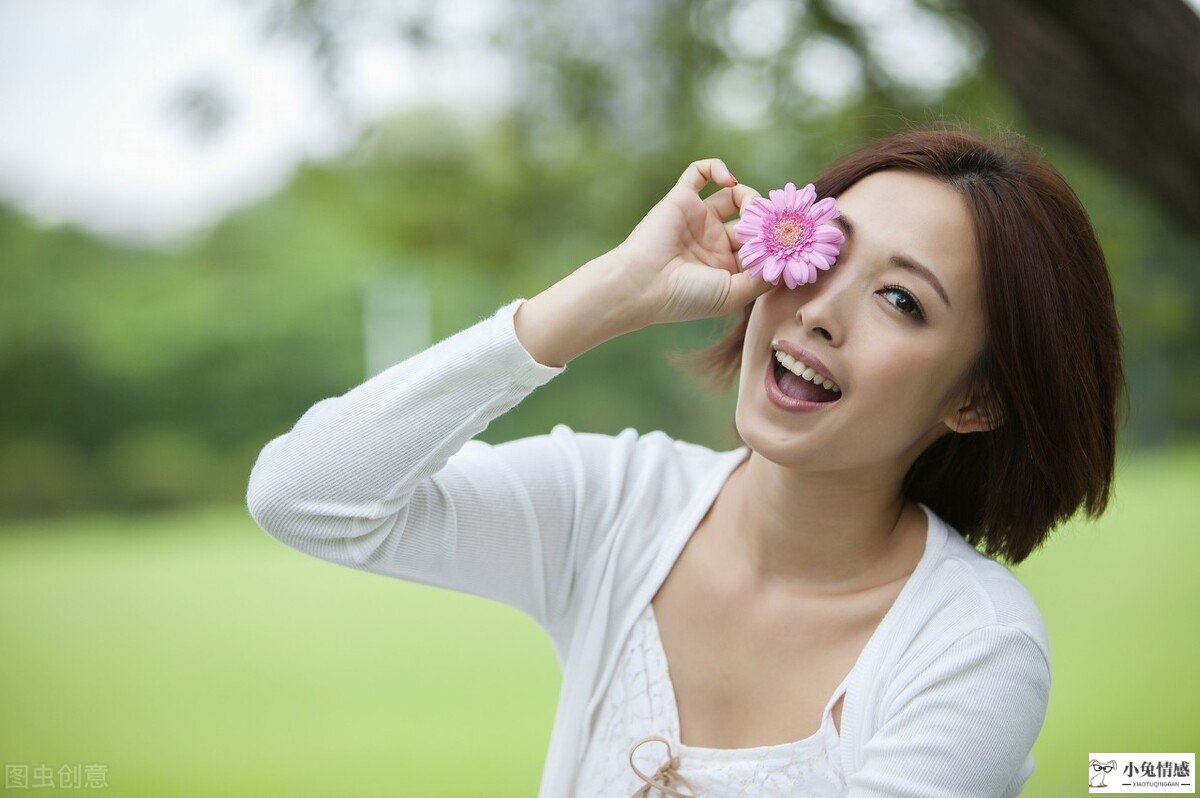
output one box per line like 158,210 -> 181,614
573,600 -> 849,797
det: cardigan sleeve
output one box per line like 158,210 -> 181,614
845,624 -> 1051,798
245,297 -> 620,650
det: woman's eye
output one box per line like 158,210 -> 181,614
879,284 -> 926,321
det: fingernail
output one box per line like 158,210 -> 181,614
731,176 -> 739,185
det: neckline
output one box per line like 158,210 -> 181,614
635,443 -> 947,761
644,601 -> 847,761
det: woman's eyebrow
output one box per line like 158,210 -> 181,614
831,213 -> 953,309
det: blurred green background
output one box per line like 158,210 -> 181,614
2,0 -> 1197,794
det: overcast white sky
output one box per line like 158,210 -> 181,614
2,0 -> 1194,247
0,0 -> 514,244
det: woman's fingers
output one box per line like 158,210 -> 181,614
675,158 -> 737,194
706,184 -> 763,252
721,268 -> 776,314
725,219 -> 745,251
705,184 -> 762,221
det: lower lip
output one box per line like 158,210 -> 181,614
764,356 -> 842,412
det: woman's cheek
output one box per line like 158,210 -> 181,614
860,353 -> 916,399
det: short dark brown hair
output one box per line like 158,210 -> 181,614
673,122 -> 1129,566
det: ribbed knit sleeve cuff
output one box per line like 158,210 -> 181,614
480,297 -> 568,388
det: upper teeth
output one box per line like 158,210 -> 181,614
774,349 -> 841,393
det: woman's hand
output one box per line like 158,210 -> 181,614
611,158 -> 774,327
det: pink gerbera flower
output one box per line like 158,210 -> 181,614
733,181 -> 844,289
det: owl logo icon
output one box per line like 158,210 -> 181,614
1089,759 -> 1117,788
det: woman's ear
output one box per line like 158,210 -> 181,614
942,383 -> 1004,434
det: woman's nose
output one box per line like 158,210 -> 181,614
793,278 -> 846,343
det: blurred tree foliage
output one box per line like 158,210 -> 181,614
1,0 -> 1196,517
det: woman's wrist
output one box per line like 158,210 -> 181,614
513,250 -> 646,368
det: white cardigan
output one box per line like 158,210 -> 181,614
247,296 -> 1052,797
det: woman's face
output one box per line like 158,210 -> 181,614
736,168 -> 994,471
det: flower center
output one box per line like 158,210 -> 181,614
772,218 -> 805,246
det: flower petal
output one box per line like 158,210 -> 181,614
734,219 -> 761,239
783,182 -> 799,209
743,198 -> 770,218
764,255 -> 786,283
809,197 -> 839,224
741,246 -> 769,268
797,183 -> 817,211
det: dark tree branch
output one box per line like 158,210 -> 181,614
958,0 -> 1200,231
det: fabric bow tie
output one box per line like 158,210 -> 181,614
627,735 -> 699,797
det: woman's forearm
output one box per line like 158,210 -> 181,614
514,250 -> 645,368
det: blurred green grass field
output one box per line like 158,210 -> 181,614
2,443 -> 1197,796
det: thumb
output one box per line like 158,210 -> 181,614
722,269 -> 774,314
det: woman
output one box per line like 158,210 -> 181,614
247,125 -> 1126,797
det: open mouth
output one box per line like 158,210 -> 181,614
769,353 -> 842,405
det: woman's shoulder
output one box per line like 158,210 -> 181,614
545,423 -> 739,486
541,425 -> 744,548
905,505 -> 1051,671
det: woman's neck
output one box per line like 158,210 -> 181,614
715,452 -> 926,595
